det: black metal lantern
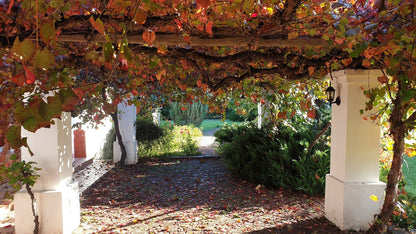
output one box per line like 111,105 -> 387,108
325,84 -> 341,106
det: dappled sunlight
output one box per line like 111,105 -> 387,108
72,159 -> 342,233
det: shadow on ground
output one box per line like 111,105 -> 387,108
74,158 -> 356,233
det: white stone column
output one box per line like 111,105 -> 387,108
14,112 -> 80,234
325,69 -> 386,231
257,103 -> 263,129
113,102 -> 137,165
152,107 -> 161,126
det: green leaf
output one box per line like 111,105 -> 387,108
40,22 -> 55,44
34,48 -> 56,69
22,117 -> 38,132
6,125 -> 23,149
39,96 -> 63,121
89,16 -> 106,35
103,42 -> 114,63
402,89 -> 416,103
350,42 -> 367,58
11,38 -> 35,62
243,0 -> 254,12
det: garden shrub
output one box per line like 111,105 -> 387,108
101,126 -> 115,160
392,193 -> 416,230
215,118 -> 330,195
169,101 -> 207,127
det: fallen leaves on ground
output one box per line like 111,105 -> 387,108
74,158 -> 359,233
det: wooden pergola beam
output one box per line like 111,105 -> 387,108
57,33 -> 329,48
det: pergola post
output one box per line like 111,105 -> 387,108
14,112 -> 80,234
113,102 -> 137,165
325,69 -> 385,231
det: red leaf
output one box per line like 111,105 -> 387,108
377,75 -> 389,84
89,16 -> 105,35
307,109 -> 316,119
131,90 -> 138,96
206,21 -> 213,37
196,0 -> 210,8
142,30 -> 156,44
24,66 -> 35,84
277,111 -> 287,119
7,0 -> 14,14
11,73 -> 25,87
183,34 -> 191,44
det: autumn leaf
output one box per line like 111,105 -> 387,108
34,48 -> 56,69
308,66 -> 315,76
362,59 -> 371,68
23,66 -> 35,84
196,0 -> 210,8
307,109 -> 316,119
40,22 -> 55,44
142,30 -> 156,44
11,38 -> 35,62
377,75 -> 389,84
11,73 -> 25,87
89,16 -> 106,35
206,21 -> 213,37
133,9 -> 147,24
277,111 -> 287,119
183,34 -> 191,44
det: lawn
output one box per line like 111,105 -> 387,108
403,155 -> 416,196
199,119 -> 242,131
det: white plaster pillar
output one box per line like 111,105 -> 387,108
14,112 -> 80,234
325,69 -> 386,231
152,107 -> 161,126
113,102 -> 137,165
257,102 -> 263,129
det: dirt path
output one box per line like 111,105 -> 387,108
73,158 -> 354,233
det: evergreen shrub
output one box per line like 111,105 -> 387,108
169,101 -> 207,127
215,119 -> 330,195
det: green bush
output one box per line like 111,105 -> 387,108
169,101 -> 207,127
392,193 -> 416,230
101,126 -> 115,160
172,125 -> 201,156
215,119 -> 330,195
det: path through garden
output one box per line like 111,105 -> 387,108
0,128 -> 408,233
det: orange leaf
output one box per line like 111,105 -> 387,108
183,35 -> 191,44
131,90 -> 138,96
277,111 -> 287,119
307,109 -> 316,119
206,21 -> 213,37
133,9 -> 147,24
362,59 -> 371,68
24,66 -> 35,84
7,0 -> 13,14
196,0 -> 210,8
308,66 -> 315,76
89,16 -> 105,35
377,75 -> 389,84
334,38 -> 344,44
11,73 -> 25,87
142,30 -> 156,44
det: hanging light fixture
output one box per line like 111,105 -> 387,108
325,84 -> 341,106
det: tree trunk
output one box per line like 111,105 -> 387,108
367,81 -> 405,233
111,112 -> 127,167
25,181 -> 39,234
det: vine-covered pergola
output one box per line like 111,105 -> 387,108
0,0 -> 415,233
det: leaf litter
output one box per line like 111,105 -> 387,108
73,158 -> 359,233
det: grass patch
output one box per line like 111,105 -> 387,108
403,155 -> 416,196
199,119 -> 242,131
